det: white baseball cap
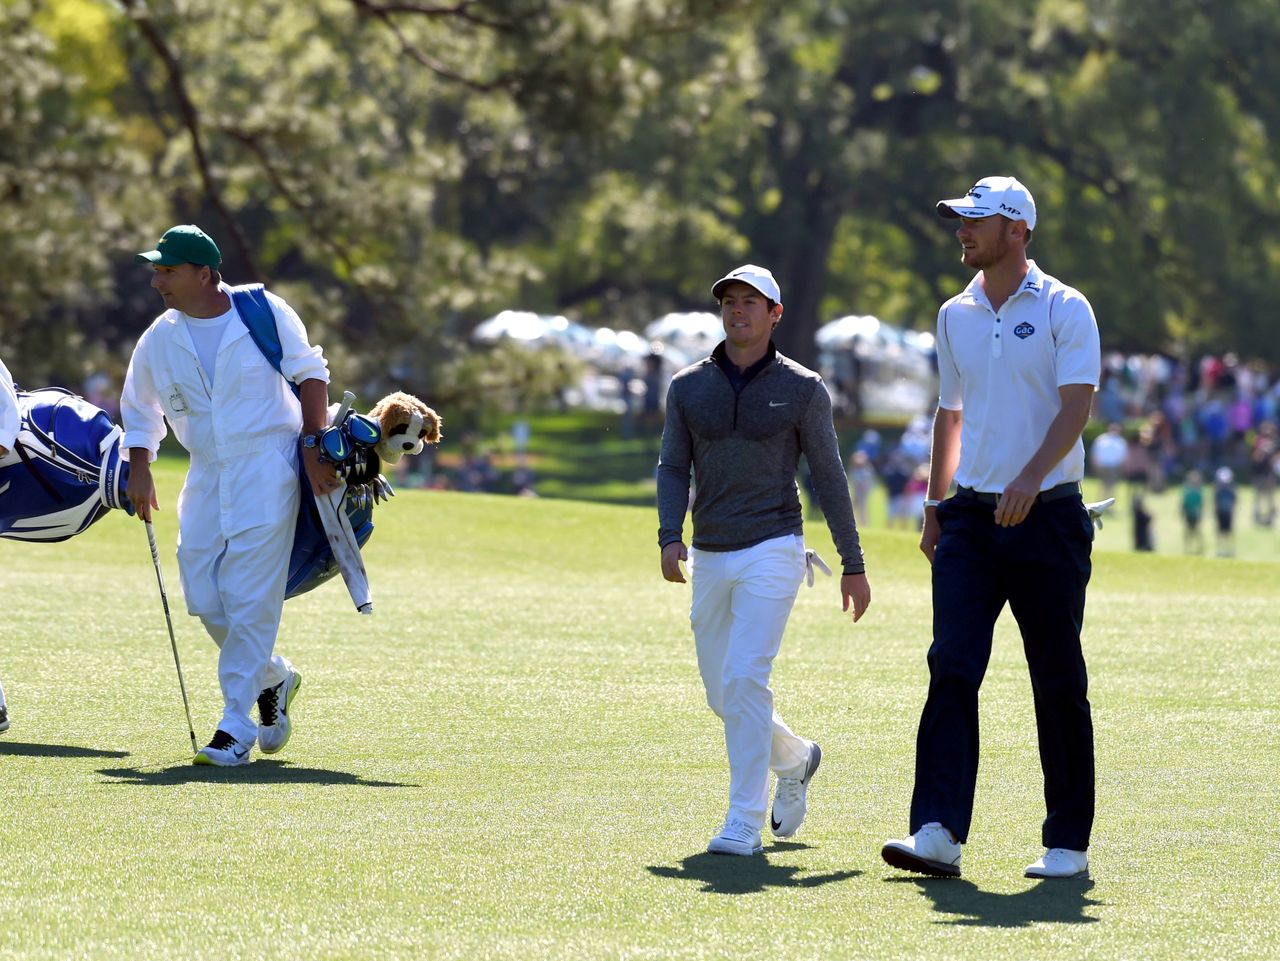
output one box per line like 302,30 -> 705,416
711,264 -> 782,303
936,176 -> 1037,230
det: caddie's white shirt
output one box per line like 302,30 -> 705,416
0,355 -> 19,450
120,284 -> 329,464
936,260 -> 1101,493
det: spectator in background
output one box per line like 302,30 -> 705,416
641,352 -> 665,433
881,449 -> 912,530
855,428 -> 882,463
899,415 -> 932,464
1122,426 -> 1153,493
1213,466 -> 1237,558
84,372 -> 119,421
1095,370 -> 1127,425
1181,469 -> 1205,555
1249,422 -> 1277,528
512,453 -> 537,497
1145,411 -> 1176,488
848,450 -> 877,526
1089,423 -> 1128,499
455,433 -> 498,492
1199,395 -> 1229,469
1176,405 -> 1202,472
1132,493 -> 1154,552
904,462 -> 930,530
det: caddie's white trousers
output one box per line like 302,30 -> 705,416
177,434 -> 298,746
689,533 -> 811,829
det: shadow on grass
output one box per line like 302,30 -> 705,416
885,876 -> 1104,927
647,844 -> 861,895
0,740 -> 130,759
96,758 -> 417,788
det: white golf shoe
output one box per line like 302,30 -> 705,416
1025,847 -> 1089,879
193,730 -> 252,767
771,740 -> 821,838
881,822 -> 962,877
0,704 -> 9,734
707,817 -> 764,856
257,670 -> 302,755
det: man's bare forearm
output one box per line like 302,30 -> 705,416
1017,385 -> 1094,486
928,408 -> 963,500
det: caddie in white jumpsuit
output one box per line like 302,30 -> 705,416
122,225 -> 338,767
0,355 -> 19,732
658,265 -> 873,856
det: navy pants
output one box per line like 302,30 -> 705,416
909,492 -> 1096,850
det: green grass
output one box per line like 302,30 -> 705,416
1,459 -> 1276,960
436,411 -> 664,505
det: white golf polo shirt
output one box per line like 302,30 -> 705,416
936,260 -> 1100,493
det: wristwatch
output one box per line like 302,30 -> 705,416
923,499 -> 942,509
301,433 -> 319,449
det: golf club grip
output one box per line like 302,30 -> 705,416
145,521 -> 162,578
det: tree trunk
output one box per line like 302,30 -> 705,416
763,193 -> 841,371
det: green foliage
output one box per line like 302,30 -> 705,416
434,339 -> 586,422
5,0 -> 1280,401
0,0 -> 159,382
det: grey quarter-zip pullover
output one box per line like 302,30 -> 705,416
657,342 -> 865,574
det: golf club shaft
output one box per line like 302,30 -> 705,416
146,521 -> 198,756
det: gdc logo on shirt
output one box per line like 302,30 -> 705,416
1014,322 -> 1036,340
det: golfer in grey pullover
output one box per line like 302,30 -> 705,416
658,264 -> 871,856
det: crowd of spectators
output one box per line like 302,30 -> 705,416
1088,351 -> 1279,555
837,351 -> 1280,555
338,349 -> 1280,557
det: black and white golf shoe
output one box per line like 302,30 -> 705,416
194,729 -> 252,767
770,740 -> 821,838
257,670 -> 302,755
0,704 -> 10,734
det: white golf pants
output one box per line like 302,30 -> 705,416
177,435 -> 298,746
689,533 -> 811,829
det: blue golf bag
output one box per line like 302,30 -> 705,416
2,386 -> 384,604
285,446 -> 379,599
0,387 -> 133,542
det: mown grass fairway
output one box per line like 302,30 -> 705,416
1,460 -> 1276,960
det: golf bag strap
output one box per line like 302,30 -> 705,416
13,438 -> 64,504
228,284 -> 300,399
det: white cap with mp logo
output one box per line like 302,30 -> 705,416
936,176 -> 1037,230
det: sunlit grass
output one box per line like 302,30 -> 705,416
0,461 -> 1275,960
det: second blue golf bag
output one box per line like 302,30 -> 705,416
0,387 -> 133,542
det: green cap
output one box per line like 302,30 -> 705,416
135,225 -> 222,269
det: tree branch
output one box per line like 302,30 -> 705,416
120,0 -> 261,281
222,129 -> 359,281
348,0 -> 511,89
351,0 -> 513,30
